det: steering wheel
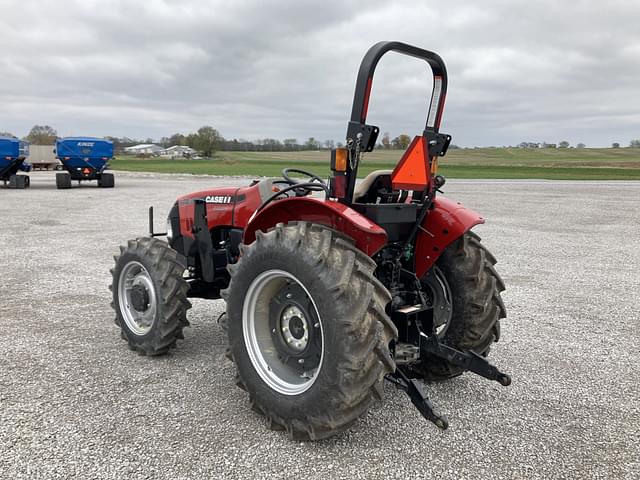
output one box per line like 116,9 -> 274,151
282,168 -> 324,185
281,168 -> 326,196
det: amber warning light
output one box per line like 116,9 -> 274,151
331,148 -> 348,172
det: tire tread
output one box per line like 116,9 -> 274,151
223,222 -> 396,440
111,237 -> 191,355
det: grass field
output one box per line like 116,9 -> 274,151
110,147 -> 640,180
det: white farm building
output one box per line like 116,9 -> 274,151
124,144 -> 164,155
160,145 -> 197,158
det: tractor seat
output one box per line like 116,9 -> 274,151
353,169 -> 394,203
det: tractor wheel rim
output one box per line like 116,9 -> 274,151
423,266 -> 453,336
118,261 -> 158,336
243,269 -> 324,396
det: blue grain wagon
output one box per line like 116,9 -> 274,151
55,137 -> 115,189
0,137 -> 31,189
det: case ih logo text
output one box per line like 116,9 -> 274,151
205,195 -> 232,204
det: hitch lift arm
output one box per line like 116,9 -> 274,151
386,368 -> 449,430
386,329 -> 511,430
419,333 -> 511,387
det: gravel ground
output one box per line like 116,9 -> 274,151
1,171 -> 638,480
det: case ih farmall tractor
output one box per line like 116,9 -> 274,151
111,42 -> 509,440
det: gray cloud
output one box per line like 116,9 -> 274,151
1,0 -> 638,146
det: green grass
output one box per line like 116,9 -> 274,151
110,148 -> 640,180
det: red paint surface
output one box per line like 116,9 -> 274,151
176,183 -> 483,273
414,196 -> 485,277
244,197 -> 388,256
177,184 -> 264,238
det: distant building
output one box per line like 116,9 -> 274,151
160,145 -> 197,158
124,144 -> 163,155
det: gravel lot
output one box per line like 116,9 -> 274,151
1,171 -> 638,479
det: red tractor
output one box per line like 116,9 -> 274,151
111,41 -> 509,440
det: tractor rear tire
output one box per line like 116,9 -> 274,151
223,222 -> 397,440
56,172 -> 71,189
417,231 -> 506,381
98,173 -> 115,188
110,237 -> 191,355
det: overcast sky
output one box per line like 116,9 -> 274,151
1,0 -> 639,147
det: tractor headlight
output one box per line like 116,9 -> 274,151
166,217 -> 174,241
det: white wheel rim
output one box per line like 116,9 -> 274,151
118,261 -> 158,336
242,269 -> 324,396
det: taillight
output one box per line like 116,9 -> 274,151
331,174 -> 346,199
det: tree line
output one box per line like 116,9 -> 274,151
518,140 -> 640,149
1,125 -> 426,156
4,125 -> 640,155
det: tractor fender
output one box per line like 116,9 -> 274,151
414,196 -> 485,278
243,197 -> 388,256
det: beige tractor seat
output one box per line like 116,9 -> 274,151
353,169 -> 393,203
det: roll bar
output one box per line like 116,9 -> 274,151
349,41 -> 448,135
340,42 -> 450,202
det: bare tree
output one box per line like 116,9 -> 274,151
25,125 -> 57,144
304,137 -> 320,150
381,132 -> 391,149
392,134 -> 411,150
283,138 -> 299,151
168,133 -> 186,146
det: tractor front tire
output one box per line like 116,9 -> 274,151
224,222 -> 397,440
417,231 -> 506,381
56,172 -> 71,189
110,237 -> 191,355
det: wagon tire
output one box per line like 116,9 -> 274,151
98,172 -> 115,188
9,174 -> 28,189
56,172 -> 71,189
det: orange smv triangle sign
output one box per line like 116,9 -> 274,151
391,136 -> 430,190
